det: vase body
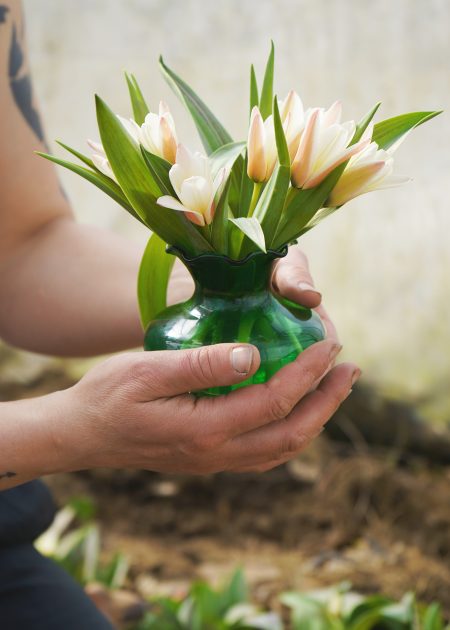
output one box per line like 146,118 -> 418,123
144,247 -> 325,396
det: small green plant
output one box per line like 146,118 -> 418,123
281,582 -> 449,630
34,497 -> 128,589
134,568 -> 281,630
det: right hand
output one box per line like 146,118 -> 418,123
52,340 -> 359,475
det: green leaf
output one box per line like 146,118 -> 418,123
141,148 -> 175,196
259,41 -> 275,120
209,141 -> 246,179
125,72 -> 150,125
351,102 -> 381,145
422,603 -> 444,630
253,164 -> 291,248
137,233 -> 175,328
250,64 -> 259,114
55,140 -> 96,169
95,95 -> 212,253
273,96 -> 290,167
229,216 -> 266,253
159,55 -> 233,154
237,154 -> 254,218
37,151 -> 144,223
272,163 -> 347,249
211,177 -> 231,254
373,110 -> 441,150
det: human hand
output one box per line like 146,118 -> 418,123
272,246 -> 338,342
52,340 -> 359,475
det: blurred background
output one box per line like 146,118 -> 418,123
1,1 -> 449,627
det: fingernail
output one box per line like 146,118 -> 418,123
329,343 -> 343,362
351,368 -> 362,386
231,346 -> 254,374
298,281 -> 321,296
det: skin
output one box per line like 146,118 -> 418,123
0,0 -> 359,491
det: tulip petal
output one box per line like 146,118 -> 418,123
157,195 -> 205,226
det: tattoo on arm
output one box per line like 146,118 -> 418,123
0,3 -> 45,141
0,471 -> 17,480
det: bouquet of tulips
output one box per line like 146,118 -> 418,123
40,43 -> 440,327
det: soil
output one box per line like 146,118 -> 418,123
2,360 -> 449,618
45,438 -> 450,618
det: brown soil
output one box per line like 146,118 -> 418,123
45,438 -> 450,617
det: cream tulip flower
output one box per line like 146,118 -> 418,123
138,101 -> 178,164
157,144 -> 227,226
247,92 -> 304,183
291,103 -> 369,190
327,141 -> 410,207
87,115 -> 140,183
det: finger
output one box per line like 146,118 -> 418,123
315,303 -> 339,344
197,339 -> 342,438
227,362 -> 360,470
134,344 -> 261,397
272,248 -> 322,308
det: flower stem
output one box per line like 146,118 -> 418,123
247,182 -> 263,218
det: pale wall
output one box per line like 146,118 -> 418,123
23,0 -> 450,421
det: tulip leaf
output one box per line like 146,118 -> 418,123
273,96 -> 290,167
229,217 -> 267,254
55,140 -> 96,169
272,164 -> 347,249
237,154 -> 254,218
137,232 -> 175,328
159,56 -> 233,154
351,102 -> 381,145
210,141 -> 246,179
373,110 -> 442,150
250,64 -> 259,115
253,164 -> 291,247
211,177 -> 232,254
36,151 -> 144,224
141,148 -> 175,196
125,72 -> 150,125
95,95 -> 213,254
259,41 -> 275,120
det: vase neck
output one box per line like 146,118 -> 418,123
171,248 -> 287,297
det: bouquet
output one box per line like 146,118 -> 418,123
39,43 -> 440,394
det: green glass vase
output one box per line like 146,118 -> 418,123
144,246 -> 325,396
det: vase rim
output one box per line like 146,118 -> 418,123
166,245 -> 288,266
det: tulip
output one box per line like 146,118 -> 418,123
138,101 -> 178,164
88,115 -> 140,182
247,91 -> 305,183
291,103 -> 370,190
157,144 -> 227,226
327,141 -> 410,207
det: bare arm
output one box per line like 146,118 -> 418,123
0,1 -> 194,356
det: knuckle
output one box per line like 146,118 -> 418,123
125,357 -> 154,385
181,346 -> 216,387
279,432 -> 309,457
267,390 -> 293,421
187,431 -> 224,454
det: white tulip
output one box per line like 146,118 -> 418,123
291,103 -> 369,189
327,141 -> 410,206
138,101 -> 178,164
157,144 -> 227,226
87,115 -> 140,183
246,92 -> 304,183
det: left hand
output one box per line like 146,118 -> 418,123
271,246 -> 338,343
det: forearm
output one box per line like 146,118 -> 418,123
0,391 -> 75,490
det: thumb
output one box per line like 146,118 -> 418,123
142,343 -> 260,396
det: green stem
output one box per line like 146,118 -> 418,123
247,182 -> 263,217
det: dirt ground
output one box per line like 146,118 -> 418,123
45,436 -> 450,617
